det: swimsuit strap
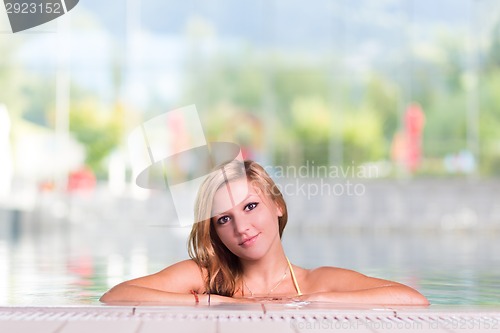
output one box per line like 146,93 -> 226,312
286,257 -> 302,296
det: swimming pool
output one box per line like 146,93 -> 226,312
1,213 -> 499,306
1,179 -> 499,307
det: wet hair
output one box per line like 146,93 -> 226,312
187,160 -> 288,296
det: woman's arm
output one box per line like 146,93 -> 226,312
301,285 -> 429,305
100,284 -> 239,305
99,259 -> 241,305
301,267 -> 429,305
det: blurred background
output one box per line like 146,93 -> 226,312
0,0 -> 499,306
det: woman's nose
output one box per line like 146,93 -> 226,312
232,214 -> 250,234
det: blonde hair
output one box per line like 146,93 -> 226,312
188,160 -> 288,296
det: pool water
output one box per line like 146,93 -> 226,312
1,211 -> 499,306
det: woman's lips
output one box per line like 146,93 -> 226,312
239,233 -> 259,247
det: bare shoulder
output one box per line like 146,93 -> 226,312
123,259 -> 206,293
306,266 -> 359,283
308,266 -> 362,279
155,259 -> 207,285
304,266 -> 399,293
157,259 -> 204,275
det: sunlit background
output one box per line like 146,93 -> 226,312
0,0 -> 500,306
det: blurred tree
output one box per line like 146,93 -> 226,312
182,50 -> 265,110
405,36 -> 468,166
423,89 -> 467,158
271,64 -> 330,126
68,100 -> 124,178
183,51 -> 390,167
364,74 -> 399,142
291,96 -> 330,142
289,96 -> 331,164
342,109 -> 386,163
478,21 -> 500,175
478,69 -> 500,175
486,21 -> 500,70
179,15 -> 500,176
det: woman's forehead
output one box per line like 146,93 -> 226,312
212,178 -> 261,214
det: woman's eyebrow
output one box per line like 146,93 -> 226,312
212,193 -> 260,216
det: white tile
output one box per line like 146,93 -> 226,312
140,320 -> 217,333
0,320 -> 63,333
291,318 -> 375,332
219,321 -> 294,333
59,320 -> 140,333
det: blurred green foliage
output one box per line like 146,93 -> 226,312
69,100 -> 125,178
182,25 -> 500,176
4,17 -> 500,178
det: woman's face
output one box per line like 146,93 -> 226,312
211,177 -> 283,261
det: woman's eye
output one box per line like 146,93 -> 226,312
244,202 -> 258,211
217,216 -> 230,225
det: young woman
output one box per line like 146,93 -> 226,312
100,160 -> 429,305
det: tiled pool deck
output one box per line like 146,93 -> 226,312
1,304 -> 499,332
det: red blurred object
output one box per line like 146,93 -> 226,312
404,103 -> 425,172
241,145 -> 254,160
67,167 -> 96,192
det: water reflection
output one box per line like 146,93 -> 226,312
1,198 -> 499,306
